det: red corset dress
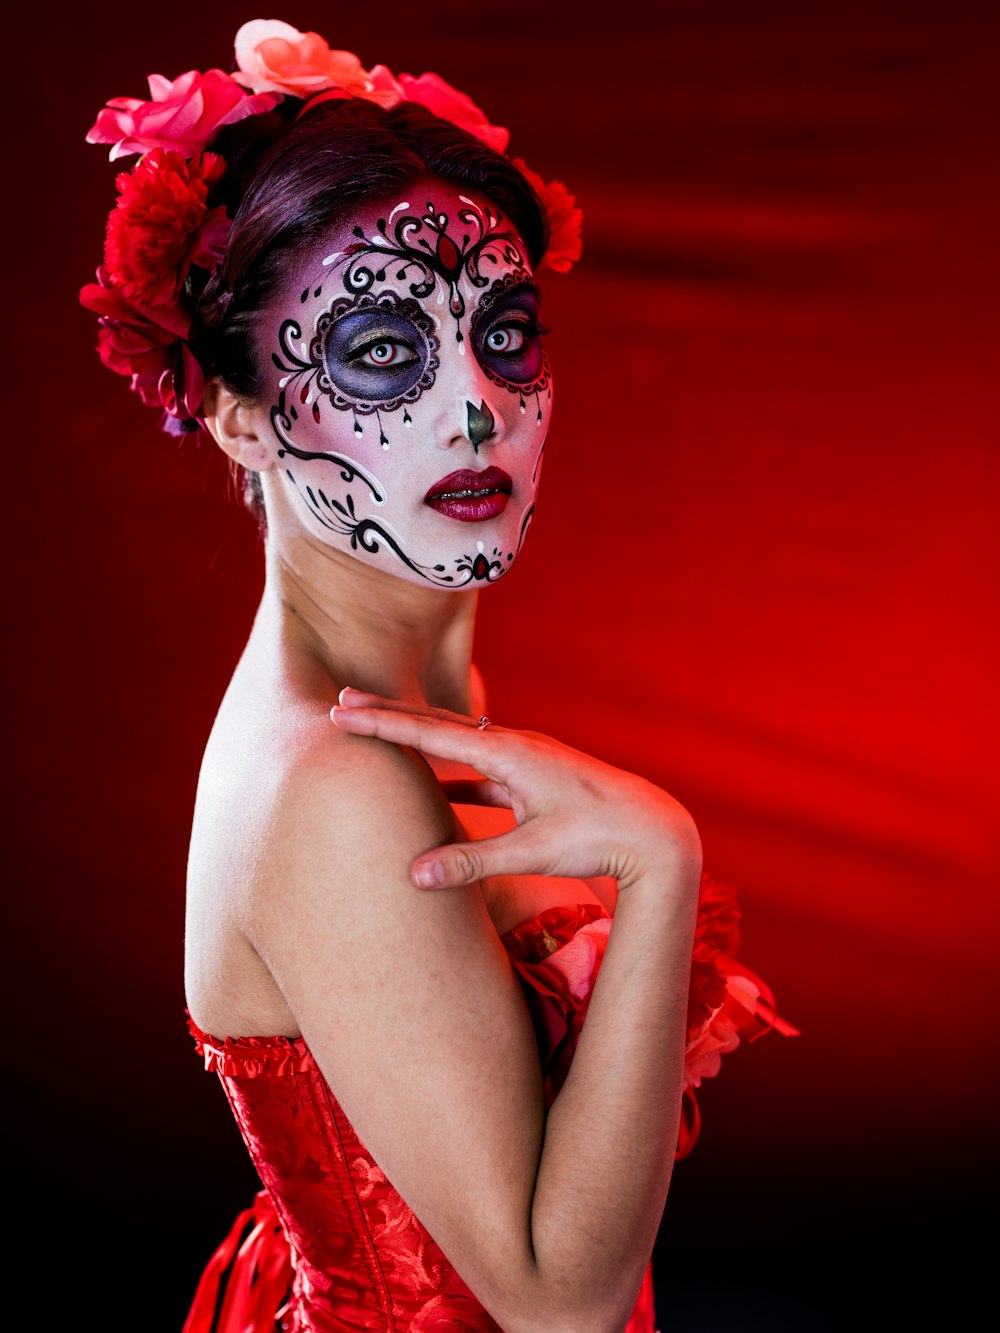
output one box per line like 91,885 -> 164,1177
184,883 -> 790,1332
184,903 -> 657,1332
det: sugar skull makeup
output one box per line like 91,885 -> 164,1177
263,179 -> 552,588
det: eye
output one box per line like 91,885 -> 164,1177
318,298 -> 437,407
484,321 -> 536,356
485,324 -> 526,354
351,338 -> 418,368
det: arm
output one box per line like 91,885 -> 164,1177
248,699 -> 700,1333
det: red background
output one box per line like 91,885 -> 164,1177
13,2 -> 997,1326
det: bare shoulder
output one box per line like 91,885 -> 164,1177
185,689 -> 464,1035
252,716 -> 462,920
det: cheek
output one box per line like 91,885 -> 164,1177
495,360 -> 554,450
266,300 -> 443,473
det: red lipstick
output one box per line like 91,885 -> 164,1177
424,467 -> 512,522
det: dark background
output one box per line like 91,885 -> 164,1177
10,2 -> 997,1327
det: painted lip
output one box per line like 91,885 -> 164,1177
424,467 -> 513,522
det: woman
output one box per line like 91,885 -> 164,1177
82,20 -> 791,1332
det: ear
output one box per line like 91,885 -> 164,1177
201,378 -> 275,471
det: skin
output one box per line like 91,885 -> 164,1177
188,175 -> 702,1331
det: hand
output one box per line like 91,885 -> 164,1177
330,688 -> 701,892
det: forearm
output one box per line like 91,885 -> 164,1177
517,852 -> 701,1331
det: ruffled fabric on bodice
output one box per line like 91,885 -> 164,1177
184,902 -> 659,1333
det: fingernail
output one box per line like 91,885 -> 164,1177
338,686 -> 356,704
414,861 -> 445,888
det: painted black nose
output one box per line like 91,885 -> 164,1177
466,399 -> 495,450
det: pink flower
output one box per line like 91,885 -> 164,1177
233,19 -> 372,97
86,68 -> 278,161
79,268 -> 205,421
683,974 -> 761,1089
104,149 -> 228,308
512,158 -> 584,274
397,72 -> 509,153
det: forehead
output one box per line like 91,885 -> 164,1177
278,178 -> 534,311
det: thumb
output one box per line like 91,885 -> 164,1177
412,827 -> 541,890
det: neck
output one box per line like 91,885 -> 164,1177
251,520 -> 480,715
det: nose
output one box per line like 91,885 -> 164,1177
432,339 -> 505,453
466,399 -> 495,451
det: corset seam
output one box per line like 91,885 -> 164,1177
319,1077 -> 397,1331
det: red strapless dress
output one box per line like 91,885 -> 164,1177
184,881 -> 792,1332
183,902 -> 657,1332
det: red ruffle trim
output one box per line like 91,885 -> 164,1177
187,1015 -> 318,1079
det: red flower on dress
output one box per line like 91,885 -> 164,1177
78,267 -> 205,421
86,67 -> 278,160
506,909 -> 612,1106
511,158 -> 584,273
104,149 -> 228,308
682,874 -> 799,1100
685,872 -> 741,1040
398,72 -> 510,153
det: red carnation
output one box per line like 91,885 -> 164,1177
79,267 -> 205,421
104,148 -> 229,308
512,158 -> 584,274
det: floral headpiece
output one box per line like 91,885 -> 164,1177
80,18 -> 584,431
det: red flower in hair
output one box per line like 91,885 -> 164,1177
104,149 -> 229,308
87,67 -> 278,160
79,268 -> 205,421
233,19 -> 373,98
513,158 -> 584,274
398,72 -> 510,153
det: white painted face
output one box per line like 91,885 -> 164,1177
260,178 -> 552,588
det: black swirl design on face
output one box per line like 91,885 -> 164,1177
471,273 -> 550,393
268,399 -> 386,495
333,198 -> 526,345
279,457 -> 535,589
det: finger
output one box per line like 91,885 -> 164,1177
437,778 -> 513,810
331,703 -> 512,779
337,687 -> 482,729
412,826 -> 547,889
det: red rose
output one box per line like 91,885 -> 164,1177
508,914 -> 611,1104
512,158 -> 584,274
398,72 -> 510,153
86,67 -> 278,161
233,19 -> 373,98
79,268 -> 205,421
104,148 -> 228,308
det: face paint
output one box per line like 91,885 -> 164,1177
263,179 -> 552,588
